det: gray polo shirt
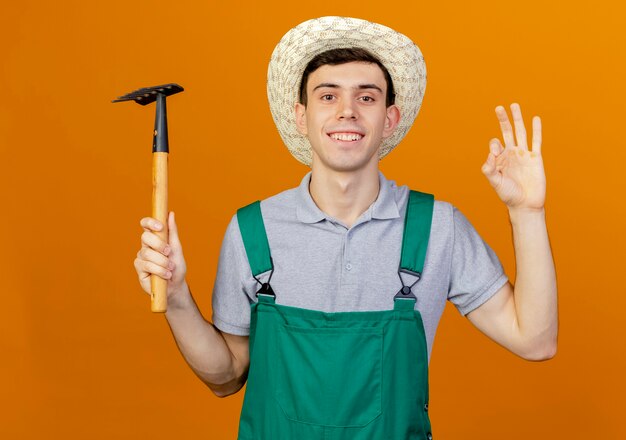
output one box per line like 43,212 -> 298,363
211,171 -> 509,362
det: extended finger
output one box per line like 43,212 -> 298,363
510,103 -> 528,150
532,116 -> 542,153
495,105 -> 516,148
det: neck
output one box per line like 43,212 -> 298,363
308,164 -> 381,228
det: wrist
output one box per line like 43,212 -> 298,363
508,206 -> 546,225
166,280 -> 191,311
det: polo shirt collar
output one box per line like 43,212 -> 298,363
296,171 -> 400,224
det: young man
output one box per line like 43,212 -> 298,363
134,16 -> 557,439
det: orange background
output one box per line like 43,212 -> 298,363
2,0 -> 624,438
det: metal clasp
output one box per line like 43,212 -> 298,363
253,257 -> 276,298
394,267 -> 421,300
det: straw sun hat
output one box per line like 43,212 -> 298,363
267,16 -> 427,166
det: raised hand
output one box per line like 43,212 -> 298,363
481,103 -> 546,212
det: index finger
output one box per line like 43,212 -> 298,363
495,105 -> 516,148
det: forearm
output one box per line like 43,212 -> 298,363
164,282 -> 240,394
509,207 -> 558,358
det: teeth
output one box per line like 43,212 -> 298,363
330,133 -> 363,141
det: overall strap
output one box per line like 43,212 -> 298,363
394,190 -> 434,305
400,190 -> 434,275
236,201 -> 276,300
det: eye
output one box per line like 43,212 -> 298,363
321,94 -> 335,101
359,96 -> 375,102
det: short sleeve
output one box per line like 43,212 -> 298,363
447,206 -> 509,316
211,214 -> 254,336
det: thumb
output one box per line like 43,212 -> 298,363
481,152 -> 502,189
167,211 -> 183,252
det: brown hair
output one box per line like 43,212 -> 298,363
298,47 -> 396,107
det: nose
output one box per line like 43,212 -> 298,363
336,99 -> 357,120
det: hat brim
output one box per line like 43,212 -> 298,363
267,16 -> 427,166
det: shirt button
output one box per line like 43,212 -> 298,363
424,403 -> 428,412
346,263 -> 352,270
426,433 -> 433,440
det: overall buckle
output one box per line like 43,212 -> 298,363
394,268 -> 421,301
256,282 -> 276,298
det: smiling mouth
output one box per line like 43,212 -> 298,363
328,132 -> 364,142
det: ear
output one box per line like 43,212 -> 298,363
382,104 -> 401,139
294,102 -> 308,135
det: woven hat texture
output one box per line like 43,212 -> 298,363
267,16 -> 427,166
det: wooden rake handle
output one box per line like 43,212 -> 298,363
151,152 -> 168,312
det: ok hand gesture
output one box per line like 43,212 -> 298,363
481,103 -> 545,212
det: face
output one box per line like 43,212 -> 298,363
295,62 -> 400,173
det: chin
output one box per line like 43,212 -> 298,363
311,143 -> 380,173
318,156 -> 376,173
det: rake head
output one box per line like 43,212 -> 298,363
112,83 -> 184,152
112,83 -> 184,106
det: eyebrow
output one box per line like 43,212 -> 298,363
312,83 -> 383,93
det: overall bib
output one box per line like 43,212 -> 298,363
235,190 -> 435,440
